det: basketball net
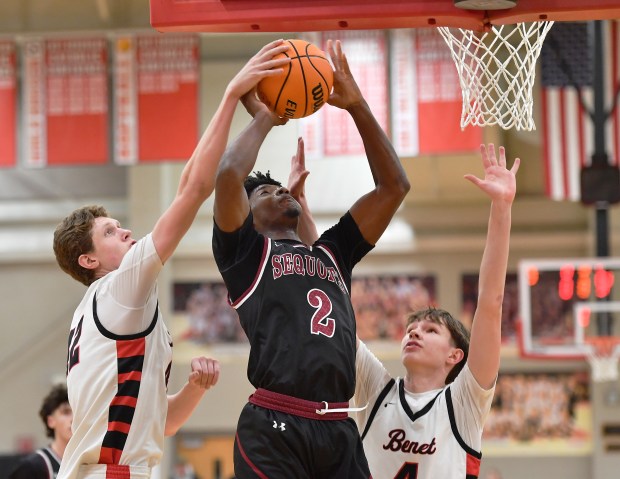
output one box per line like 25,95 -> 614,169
438,21 -> 554,131
586,337 -> 620,383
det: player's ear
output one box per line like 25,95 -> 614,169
447,348 -> 465,365
78,253 -> 99,270
46,414 -> 56,430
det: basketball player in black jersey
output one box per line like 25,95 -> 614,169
212,39 -> 410,478
9,384 -> 72,479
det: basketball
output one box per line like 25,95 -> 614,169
257,39 -> 333,119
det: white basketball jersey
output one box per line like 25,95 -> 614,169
354,342 -> 494,479
59,235 -> 172,479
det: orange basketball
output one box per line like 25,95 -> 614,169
257,39 -> 333,119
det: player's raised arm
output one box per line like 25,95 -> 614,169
213,80 -> 288,233
466,144 -> 519,389
152,39 -> 291,261
326,39 -> 410,245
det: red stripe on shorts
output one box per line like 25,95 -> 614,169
105,464 -> 130,479
236,431 -> 269,479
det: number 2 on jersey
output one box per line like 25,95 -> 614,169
307,288 -> 335,337
67,317 -> 83,374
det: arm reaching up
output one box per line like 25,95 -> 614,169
326,39 -> 410,245
152,39 -> 291,263
466,144 -> 520,389
213,81 -> 289,233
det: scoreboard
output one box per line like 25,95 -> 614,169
518,257 -> 620,359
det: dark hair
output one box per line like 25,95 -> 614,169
39,384 -> 69,438
243,171 -> 282,198
53,205 -> 109,286
406,307 -> 470,384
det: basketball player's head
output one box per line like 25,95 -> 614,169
55,205 -> 136,287
244,171 -> 301,234
402,307 -> 470,384
39,384 -> 72,441
54,205 -> 109,285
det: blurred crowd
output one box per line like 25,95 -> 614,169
484,372 -> 590,442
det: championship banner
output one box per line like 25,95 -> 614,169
0,40 -> 16,168
22,37 -> 109,167
113,33 -> 199,164
391,30 -> 419,158
391,29 -> 482,156
325,30 -> 389,157
297,33 -> 324,161
299,30 -> 389,159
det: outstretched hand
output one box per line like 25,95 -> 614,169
188,356 -> 220,390
464,144 -> 520,204
326,39 -> 364,110
287,137 -> 310,200
227,39 -> 291,101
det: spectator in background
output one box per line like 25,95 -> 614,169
9,384 -> 72,479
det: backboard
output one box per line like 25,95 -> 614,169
150,0 -> 620,33
518,257 -> 620,360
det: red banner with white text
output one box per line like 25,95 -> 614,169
113,34 -> 199,164
0,40 -> 16,168
299,30 -> 390,160
391,29 -> 482,156
22,37 -> 109,167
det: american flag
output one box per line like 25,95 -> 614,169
540,20 -> 620,202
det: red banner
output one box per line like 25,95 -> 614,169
326,30 -> 389,157
114,34 -> 199,164
0,40 -> 16,168
299,31 -> 390,159
23,37 -> 109,167
299,29 -> 479,160
391,29 -> 481,156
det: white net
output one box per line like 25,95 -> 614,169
438,21 -> 554,131
587,339 -> 620,383
588,356 -> 619,382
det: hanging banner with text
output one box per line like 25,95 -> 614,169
22,37 -> 109,167
0,40 -> 16,168
299,30 -> 390,160
113,33 -> 199,165
391,29 -> 482,156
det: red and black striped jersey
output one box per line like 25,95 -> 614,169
59,234 -> 172,479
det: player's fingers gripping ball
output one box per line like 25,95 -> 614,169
257,39 -> 333,119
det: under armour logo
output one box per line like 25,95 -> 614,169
273,421 -> 286,431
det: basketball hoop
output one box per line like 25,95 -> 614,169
438,21 -> 554,131
586,336 -> 620,383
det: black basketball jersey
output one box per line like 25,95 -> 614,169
213,211 -> 373,402
9,447 -> 60,479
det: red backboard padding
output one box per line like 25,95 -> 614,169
150,0 -> 620,33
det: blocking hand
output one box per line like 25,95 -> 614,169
464,144 -> 520,204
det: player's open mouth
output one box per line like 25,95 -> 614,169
405,340 -> 421,350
